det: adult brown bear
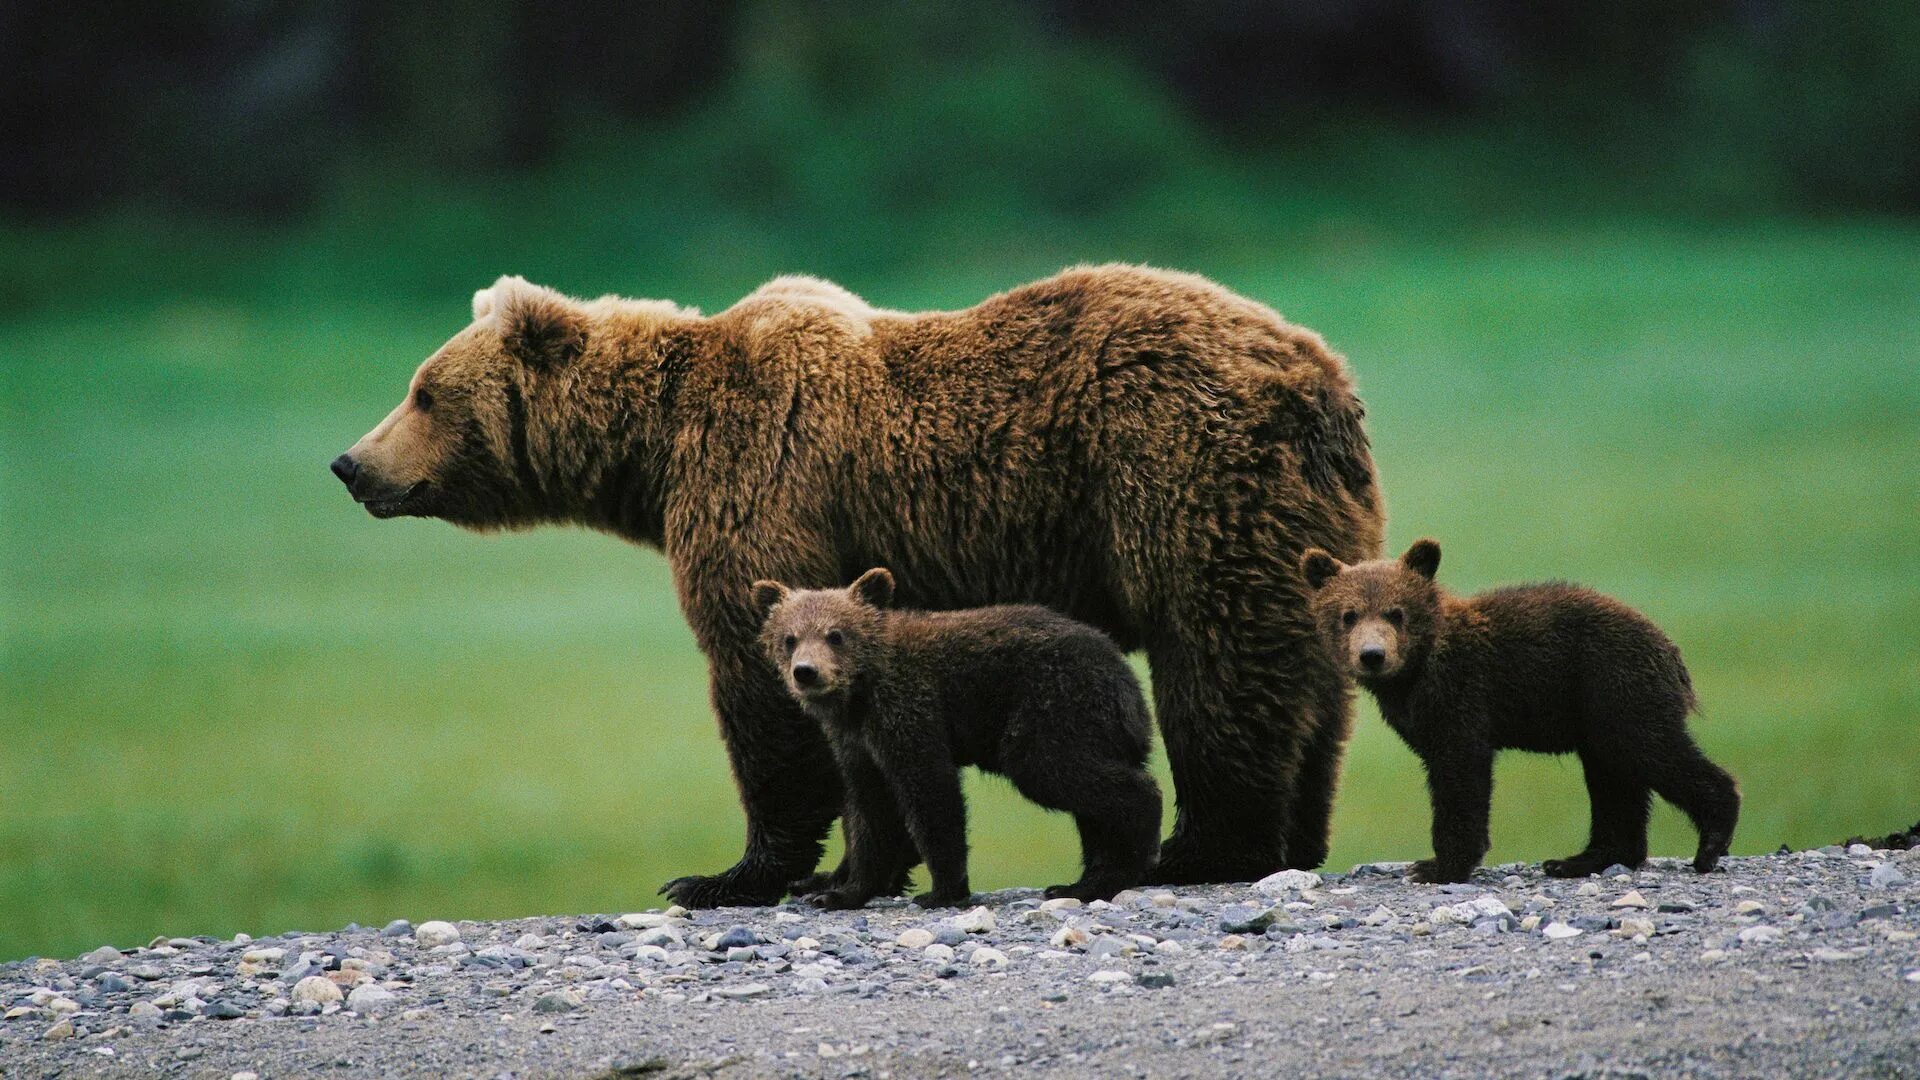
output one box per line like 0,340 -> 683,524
332,266 -> 1384,906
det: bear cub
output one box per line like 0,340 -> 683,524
1302,539 -> 1739,883
752,568 -> 1162,909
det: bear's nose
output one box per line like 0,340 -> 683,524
791,663 -> 820,687
330,453 -> 359,488
1358,645 -> 1386,671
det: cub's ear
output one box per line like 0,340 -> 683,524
1300,549 -> 1344,591
1401,538 -> 1442,580
849,567 -> 895,609
749,580 -> 790,619
477,275 -> 587,367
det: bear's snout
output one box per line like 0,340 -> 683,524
1358,644 -> 1387,672
791,662 -> 820,687
330,453 -> 359,489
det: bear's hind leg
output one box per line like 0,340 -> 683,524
1283,678 -> 1353,870
1544,756 -> 1651,878
1143,633 -> 1303,884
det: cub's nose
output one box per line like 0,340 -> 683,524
791,663 -> 820,687
330,453 -> 359,488
1358,645 -> 1387,672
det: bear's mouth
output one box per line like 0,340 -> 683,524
361,481 -> 428,519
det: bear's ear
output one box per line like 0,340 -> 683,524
1300,549 -> 1344,591
749,579 -> 789,619
1401,538 -> 1441,580
849,567 -> 894,609
478,275 -> 588,367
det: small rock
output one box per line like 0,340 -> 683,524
969,948 -> 1008,968
533,990 -> 582,1014
204,1000 -> 246,1020
290,976 -> 344,1005
1812,947 -> 1868,962
949,907 -> 997,935
379,920 -> 413,938
1849,843 -> 1874,856
1361,905 -> 1396,926
1253,869 -> 1322,896
1136,972 -> 1175,989
1086,970 -> 1131,985
1218,935 -> 1247,951
414,921 -> 460,948
1218,904 -> 1276,934
1738,925 -> 1784,946
347,985 -> 398,1014
128,1001 -> 162,1021
896,928 -> 935,949
712,926 -> 757,951
1613,918 -> 1656,939
1038,897 -> 1082,913
1611,890 -> 1650,909
1869,863 -> 1907,889
924,944 -> 955,962
1735,900 -> 1766,916
618,912 -> 674,930
711,983 -> 772,1000
241,947 -> 286,965
1541,922 -> 1583,941
44,1020 -> 75,1041
234,1073 -> 260,1080
1904,970 -> 1920,984
1701,949 -> 1729,963
1050,926 -> 1089,950
1575,882 -> 1602,897
1600,864 -> 1633,877
81,945 -> 122,965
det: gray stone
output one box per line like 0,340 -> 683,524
380,919 -> 413,938
1218,905 -> 1276,934
1869,863 -> 1907,889
347,985 -> 399,1015
533,990 -> 582,1014
713,926 -> 758,951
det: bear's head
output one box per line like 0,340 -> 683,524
750,569 -> 895,712
331,276 -> 690,533
1300,539 -> 1443,682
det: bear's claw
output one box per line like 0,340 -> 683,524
659,872 -> 786,909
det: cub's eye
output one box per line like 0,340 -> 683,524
1341,611 -> 1358,629
783,634 -> 797,651
414,388 -> 435,412
1384,608 -> 1405,628
825,630 -> 845,647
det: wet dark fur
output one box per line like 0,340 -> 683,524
752,570 -> 1163,908
336,267 -> 1382,907
1302,540 -> 1740,883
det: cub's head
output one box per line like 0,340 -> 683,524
1301,539 -> 1443,682
331,276 -> 689,531
751,569 -> 895,708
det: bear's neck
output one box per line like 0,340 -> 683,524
547,322 -> 700,547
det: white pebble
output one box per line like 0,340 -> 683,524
1541,922 -> 1583,941
948,907 -> 996,934
1576,882 -> 1602,897
1738,925 -> 1784,946
924,944 -> 954,962
290,976 -> 343,1005
1050,926 -> 1089,950
1735,900 -> 1766,916
1038,897 -> 1082,913
414,921 -> 461,948
1611,890 -> 1649,909
1870,863 -> 1907,889
969,947 -> 1008,968
895,928 -> 935,949
1087,969 -> 1131,984
1849,843 -> 1873,856
1253,869 -> 1322,896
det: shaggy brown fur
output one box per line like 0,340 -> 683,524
752,569 -> 1161,908
1302,540 -> 1740,883
334,266 -> 1383,906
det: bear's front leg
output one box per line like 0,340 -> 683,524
1411,745 -> 1494,885
659,647 -> 842,908
868,731 -> 973,908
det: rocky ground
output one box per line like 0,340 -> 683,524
4,847 -> 1917,1079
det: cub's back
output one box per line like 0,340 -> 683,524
1466,583 -> 1693,707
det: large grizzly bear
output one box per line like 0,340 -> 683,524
332,265 -> 1383,906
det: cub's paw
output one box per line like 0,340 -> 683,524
787,871 -> 837,897
1408,859 -> 1472,884
1542,857 -> 1603,879
801,888 -> 869,911
912,889 -> 972,909
1691,853 -> 1726,875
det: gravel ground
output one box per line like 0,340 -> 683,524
5,847 -> 1917,1079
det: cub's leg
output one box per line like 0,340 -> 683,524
1641,733 -> 1741,873
1411,746 -> 1494,884
868,735 -> 973,908
1544,756 -> 1651,878
1010,759 -> 1162,901
803,746 -> 917,910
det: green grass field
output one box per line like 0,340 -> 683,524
3,219 -> 1917,962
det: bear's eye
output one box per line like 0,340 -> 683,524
825,630 -> 845,648
1341,610 -> 1358,629
783,634 -> 797,651
414,387 -> 434,413
1384,608 -> 1405,628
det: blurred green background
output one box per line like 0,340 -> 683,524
3,1 -> 1917,962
